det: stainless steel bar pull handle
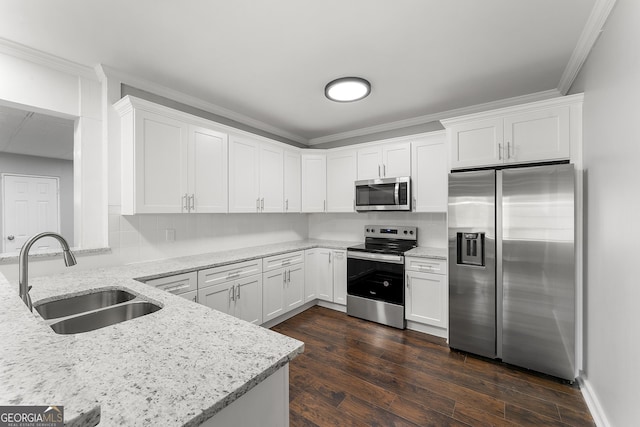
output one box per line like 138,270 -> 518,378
498,143 -> 503,160
229,286 -> 235,303
256,198 -> 260,212
378,164 -> 381,177
285,199 -> 289,211
236,284 -> 240,299
189,194 -> 195,211
383,164 -> 386,177
261,198 -> 264,210
507,142 -> 512,159
183,193 -> 189,211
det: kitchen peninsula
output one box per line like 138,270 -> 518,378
0,241 -> 365,426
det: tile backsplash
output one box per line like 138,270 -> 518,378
108,205 -> 308,264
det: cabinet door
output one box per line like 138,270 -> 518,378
260,143 -> 284,212
284,150 -> 301,213
198,282 -> 234,316
301,154 -> 327,212
357,146 -> 382,180
316,249 -> 334,302
303,249 -> 318,302
332,250 -> 347,305
235,274 -> 263,325
326,150 -> 356,212
285,264 -> 305,311
449,118 -> 504,169
262,269 -> 286,322
382,142 -> 411,177
405,271 -> 447,328
504,106 -> 570,164
411,133 -> 448,212
188,125 -> 228,213
229,135 -> 261,212
134,109 -> 188,213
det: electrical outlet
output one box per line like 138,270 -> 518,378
165,229 -> 176,242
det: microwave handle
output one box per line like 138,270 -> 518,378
394,183 -> 400,205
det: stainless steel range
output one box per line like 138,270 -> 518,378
347,225 -> 417,329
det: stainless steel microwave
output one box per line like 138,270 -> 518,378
355,177 -> 411,212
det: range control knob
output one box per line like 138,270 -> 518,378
409,230 -> 414,235
403,230 -> 408,234
371,229 -> 376,233
366,228 -> 370,232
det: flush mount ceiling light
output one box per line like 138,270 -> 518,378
325,77 -> 371,102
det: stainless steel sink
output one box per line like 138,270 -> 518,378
34,288 -> 162,334
35,289 -> 137,320
49,301 -> 161,335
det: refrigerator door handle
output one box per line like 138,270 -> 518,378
496,170 -> 504,359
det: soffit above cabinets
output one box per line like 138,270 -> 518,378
0,0 -> 603,145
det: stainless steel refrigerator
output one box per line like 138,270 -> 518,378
448,163 -> 575,380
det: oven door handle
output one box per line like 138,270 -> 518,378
347,251 -> 404,264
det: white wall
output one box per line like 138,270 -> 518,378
0,46 -> 106,250
308,212 -> 447,248
569,0 -> 639,425
0,153 -> 74,246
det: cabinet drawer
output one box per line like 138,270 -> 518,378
405,257 -> 447,275
199,259 -> 262,289
262,250 -> 305,272
146,271 -> 197,295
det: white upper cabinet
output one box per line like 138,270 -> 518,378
326,149 -> 356,212
357,142 -> 411,180
503,107 -> 570,164
443,95 -> 582,170
189,125 -> 228,213
383,142 -> 412,177
284,150 -> 301,213
115,96 -> 228,215
411,132 -> 448,212
229,135 -> 284,213
301,153 -> 327,212
259,143 -> 284,212
229,135 -> 261,212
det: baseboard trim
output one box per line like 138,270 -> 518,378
316,300 -> 347,313
406,320 -> 448,338
261,300 -> 317,329
578,374 -> 611,427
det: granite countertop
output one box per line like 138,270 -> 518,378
404,246 -> 448,260
0,239 -> 358,426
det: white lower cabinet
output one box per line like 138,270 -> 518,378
145,272 -> 198,302
304,248 -> 347,305
332,250 -> 347,305
198,261 -> 263,325
405,257 -> 448,329
262,252 -> 305,323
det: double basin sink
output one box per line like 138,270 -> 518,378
34,289 -> 161,334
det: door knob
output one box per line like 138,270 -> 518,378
7,235 -> 14,241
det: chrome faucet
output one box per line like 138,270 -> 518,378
19,232 -> 77,311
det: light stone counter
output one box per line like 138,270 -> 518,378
0,239 -> 356,426
404,246 -> 448,260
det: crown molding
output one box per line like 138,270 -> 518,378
307,89 -> 561,145
99,64 -> 308,145
0,38 -> 97,81
557,0 -> 618,95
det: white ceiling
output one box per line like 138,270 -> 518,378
0,105 -> 74,161
0,0 -> 597,145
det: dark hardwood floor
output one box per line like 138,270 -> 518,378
271,306 -> 594,427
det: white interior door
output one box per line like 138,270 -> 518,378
2,174 -> 60,253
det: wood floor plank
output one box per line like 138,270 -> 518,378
273,306 -> 594,427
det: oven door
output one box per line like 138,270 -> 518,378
347,251 -> 405,305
